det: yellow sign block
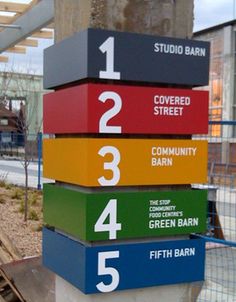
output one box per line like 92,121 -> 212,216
43,138 -> 207,187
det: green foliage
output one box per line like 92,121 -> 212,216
18,200 -> 25,213
0,194 -> 5,204
5,183 -> 13,190
0,173 -> 8,188
11,188 -> 24,200
29,192 -> 39,206
28,209 -> 39,221
0,180 -> 6,188
34,223 -> 43,232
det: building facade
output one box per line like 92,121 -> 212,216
195,20 -> 236,132
0,71 -> 44,141
194,20 -> 236,169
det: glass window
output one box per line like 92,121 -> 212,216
0,119 -> 8,126
2,132 -> 11,143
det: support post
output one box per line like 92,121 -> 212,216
52,1 -> 201,301
37,132 -> 42,190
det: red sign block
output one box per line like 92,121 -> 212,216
43,83 -> 209,135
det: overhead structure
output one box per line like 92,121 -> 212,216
0,0 -> 54,63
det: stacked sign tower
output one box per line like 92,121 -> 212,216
43,29 -> 210,295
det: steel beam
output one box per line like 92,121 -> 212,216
0,0 -> 54,53
0,24 -> 21,29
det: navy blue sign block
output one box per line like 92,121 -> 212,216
43,228 -> 205,294
44,28 -> 210,89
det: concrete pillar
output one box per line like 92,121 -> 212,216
221,26 -> 233,170
222,26 -> 233,124
221,141 -> 229,164
221,27 -> 233,165
56,275 -> 200,302
53,1 -> 197,301
54,0 -> 194,42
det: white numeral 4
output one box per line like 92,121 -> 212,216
94,199 -> 122,239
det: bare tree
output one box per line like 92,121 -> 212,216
15,71 -> 42,222
0,70 -> 14,105
0,69 -> 43,221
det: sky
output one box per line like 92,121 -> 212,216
0,0 -> 235,75
194,0 -> 235,31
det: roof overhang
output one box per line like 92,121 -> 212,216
0,0 -> 54,53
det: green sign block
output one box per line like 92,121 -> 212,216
43,184 -> 207,241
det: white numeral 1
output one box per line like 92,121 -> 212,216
99,37 -> 121,80
96,251 -> 120,293
98,146 -> 121,186
94,199 -> 122,239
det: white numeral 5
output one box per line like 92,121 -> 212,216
96,251 -> 120,293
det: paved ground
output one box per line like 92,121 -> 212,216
198,247 -> 236,302
0,159 -> 53,188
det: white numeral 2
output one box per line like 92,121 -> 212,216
99,91 -> 122,133
99,37 -> 121,80
98,146 -> 120,186
96,251 -> 120,293
94,199 -> 121,239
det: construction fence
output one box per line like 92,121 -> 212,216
194,121 -> 236,302
0,132 -> 42,159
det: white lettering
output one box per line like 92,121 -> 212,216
151,147 -> 197,157
150,249 -> 173,259
154,43 -> 183,55
185,46 -> 206,57
154,95 -> 191,106
149,219 -> 176,229
151,157 -> 173,166
154,106 -> 184,116
174,248 -> 195,257
178,218 -> 199,227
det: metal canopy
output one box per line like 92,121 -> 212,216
0,0 -> 54,62
0,0 -> 54,52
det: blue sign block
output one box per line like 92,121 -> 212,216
43,228 -> 205,294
